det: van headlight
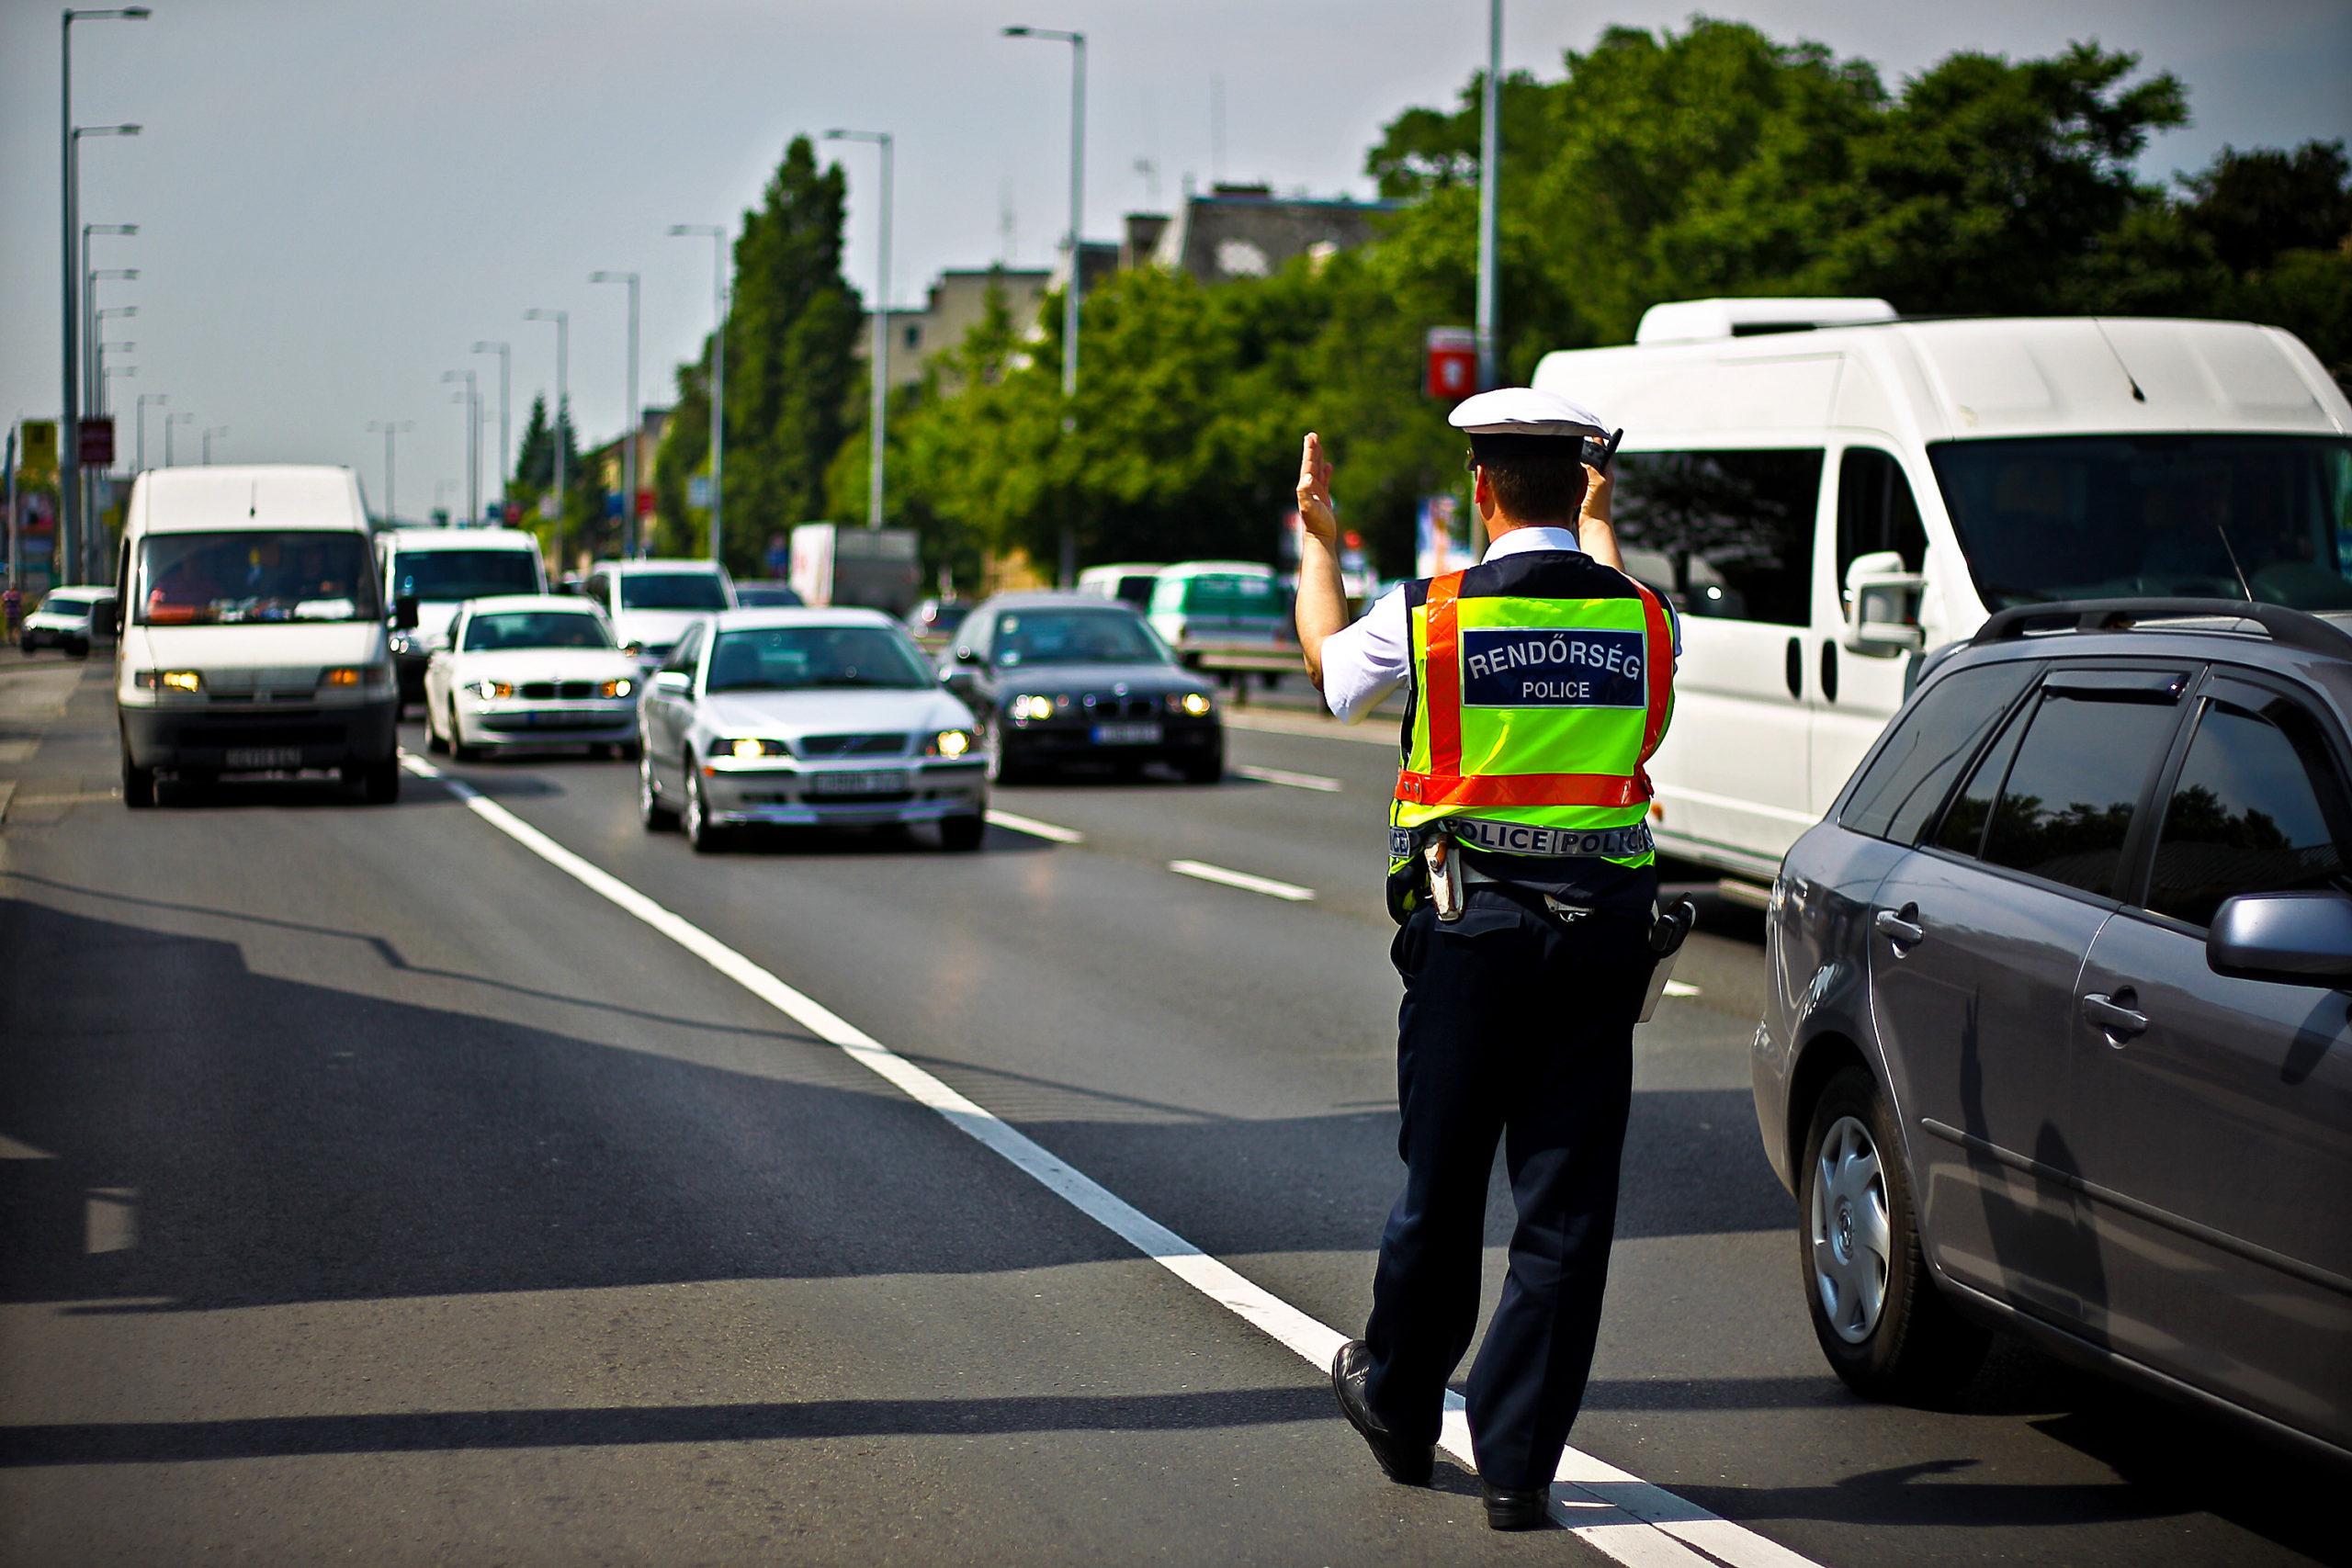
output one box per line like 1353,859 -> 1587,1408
135,669 -> 202,693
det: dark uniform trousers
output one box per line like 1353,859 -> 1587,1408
1361,884 -> 1648,1492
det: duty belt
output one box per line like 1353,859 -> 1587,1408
1389,818 -> 1654,863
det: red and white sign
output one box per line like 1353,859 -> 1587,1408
77,417 -> 115,468
1425,327 -> 1476,400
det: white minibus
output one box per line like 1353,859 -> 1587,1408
377,525 -> 548,705
115,465 -> 401,807
1532,299 -> 2352,881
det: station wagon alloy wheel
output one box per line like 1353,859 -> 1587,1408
1810,1114 -> 1890,1344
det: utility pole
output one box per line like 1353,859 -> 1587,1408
471,341 -> 510,518
590,271 -> 639,557
1476,0 -> 1502,391
1005,25 -> 1086,585
667,226 -> 729,564
368,420 -> 413,524
526,308 -> 570,579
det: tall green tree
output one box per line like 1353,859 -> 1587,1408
718,136 -> 863,572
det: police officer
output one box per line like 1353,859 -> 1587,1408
1294,388 -> 1675,1531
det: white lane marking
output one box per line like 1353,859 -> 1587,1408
398,750 -> 1818,1567
1233,762 -> 1342,793
86,1188 -> 136,1254
1168,859 -> 1316,902
0,1134 -> 56,1159
983,807 -> 1084,844
1664,980 -> 1701,998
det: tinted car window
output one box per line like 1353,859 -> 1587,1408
660,623 -> 706,675
994,610 -> 1167,666
1969,689 -> 2186,895
2144,694 -> 2351,928
1610,448 -> 1823,626
1836,448 -> 1928,593
1840,660 -> 2039,843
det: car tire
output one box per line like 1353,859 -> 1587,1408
939,811 -> 985,852
619,739 -> 642,762
1799,1065 -> 1990,1404
638,749 -> 676,831
122,739 -> 155,810
683,756 -> 727,853
356,755 -> 401,806
447,700 -> 479,763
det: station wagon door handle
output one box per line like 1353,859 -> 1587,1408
2081,991 -> 2149,1040
1873,908 -> 1923,946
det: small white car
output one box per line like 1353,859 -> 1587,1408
19,585 -> 117,657
636,606 -> 989,852
423,594 -> 642,761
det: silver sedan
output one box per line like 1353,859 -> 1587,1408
636,607 -> 989,852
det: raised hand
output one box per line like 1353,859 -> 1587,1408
1296,433 -> 1339,547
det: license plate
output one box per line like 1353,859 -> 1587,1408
1091,722 -> 1162,746
806,769 -> 910,796
225,747 -> 302,769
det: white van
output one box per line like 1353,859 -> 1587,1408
1532,299 -> 2352,881
1076,562 -> 1164,608
115,465 -> 401,807
377,525 -> 548,705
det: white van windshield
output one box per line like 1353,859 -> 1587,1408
619,572 -> 729,610
1931,436 -> 2352,612
138,531 -> 379,626
391,548 -> 540,602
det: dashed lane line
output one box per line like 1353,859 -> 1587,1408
984,807 -> 1084,844
1233,762 -> 1342,793
1168,858 -> 1317,902
396,751 -> 1819,1568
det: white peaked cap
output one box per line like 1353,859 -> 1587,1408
1447,386 -> 1608,437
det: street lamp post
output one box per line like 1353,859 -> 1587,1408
60,6 -> 150,584
589,271 -> 639,557
368,420 -> 413,524
164,410 -> 191,467
1002,28 -> 1084,402
78,211 -> 136,412
135,391 -> 164,472
823,132 -> 894,530
525,308 -> 569,577
95,339 -> 134,416
667,225 -> 728,563
1476,0 -> 1501,391
201,425 -> 228,466
471,341 -> 510,518
102,364 -> 135,432
441,369 -> 478,525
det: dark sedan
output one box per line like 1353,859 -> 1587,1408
944,592 -> 1222,783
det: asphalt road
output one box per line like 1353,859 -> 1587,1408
1,649 -> 2342,1566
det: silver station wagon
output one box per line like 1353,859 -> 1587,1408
1757,597 -> 2352,1464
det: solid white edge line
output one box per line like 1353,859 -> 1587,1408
984,807 -> 1084,843
1168,859 -> 1316,902
398,750 -> 1818,1568
1663,980 -> 1702,998
1233,762 -> 1343,793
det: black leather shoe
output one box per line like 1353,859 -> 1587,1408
1329,1341 -> 1433,1485
1481,1482 -> 1551,1530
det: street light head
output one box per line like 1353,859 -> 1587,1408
1002,26 -> 1031,35
525,308 -> 563,321
121,7 -> 153,17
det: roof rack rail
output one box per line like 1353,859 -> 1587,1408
1972,597 -> 2352,660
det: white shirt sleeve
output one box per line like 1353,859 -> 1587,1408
1317,585 -> 1410,724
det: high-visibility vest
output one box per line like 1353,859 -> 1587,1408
1389,549 -> 1675,872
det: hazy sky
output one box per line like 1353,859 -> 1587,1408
3,0 -> 2346,519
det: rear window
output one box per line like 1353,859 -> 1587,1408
1839,660 -> 2040,843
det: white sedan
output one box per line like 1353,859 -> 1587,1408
637,607 -> 988,852
423,595 -> 642,761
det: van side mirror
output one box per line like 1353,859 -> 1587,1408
2208,891 -> 2352,986
393,594 -> 421,631
1842,551 -> 1925,656
108,599 -> 124,637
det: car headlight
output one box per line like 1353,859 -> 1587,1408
1010,694 -> 1058,721
135,669 -> 202,692
722,738 -> 789,759
928,728 -> 978,758
601,677 -> 634,698
1168,690 -> 1215,716
474,678 -> 514,699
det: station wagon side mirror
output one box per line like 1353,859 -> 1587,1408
953,644 -> 983,666
1842,551 -> 1926,657
652,669 -> 691,694
393,593 -> 421,631
2207,891 -> 2352,986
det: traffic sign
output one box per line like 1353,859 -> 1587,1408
78,417 -> 115,467
688,475 -> 711,509
1425,328 -> 1476,399
20,421 -> 57,479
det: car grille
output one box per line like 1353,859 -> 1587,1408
1083,693 -> 1159,720
513,680 -> 602,699
797,733 -> 910,758
182,723 -> 345,748
481,713 -> 625,732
